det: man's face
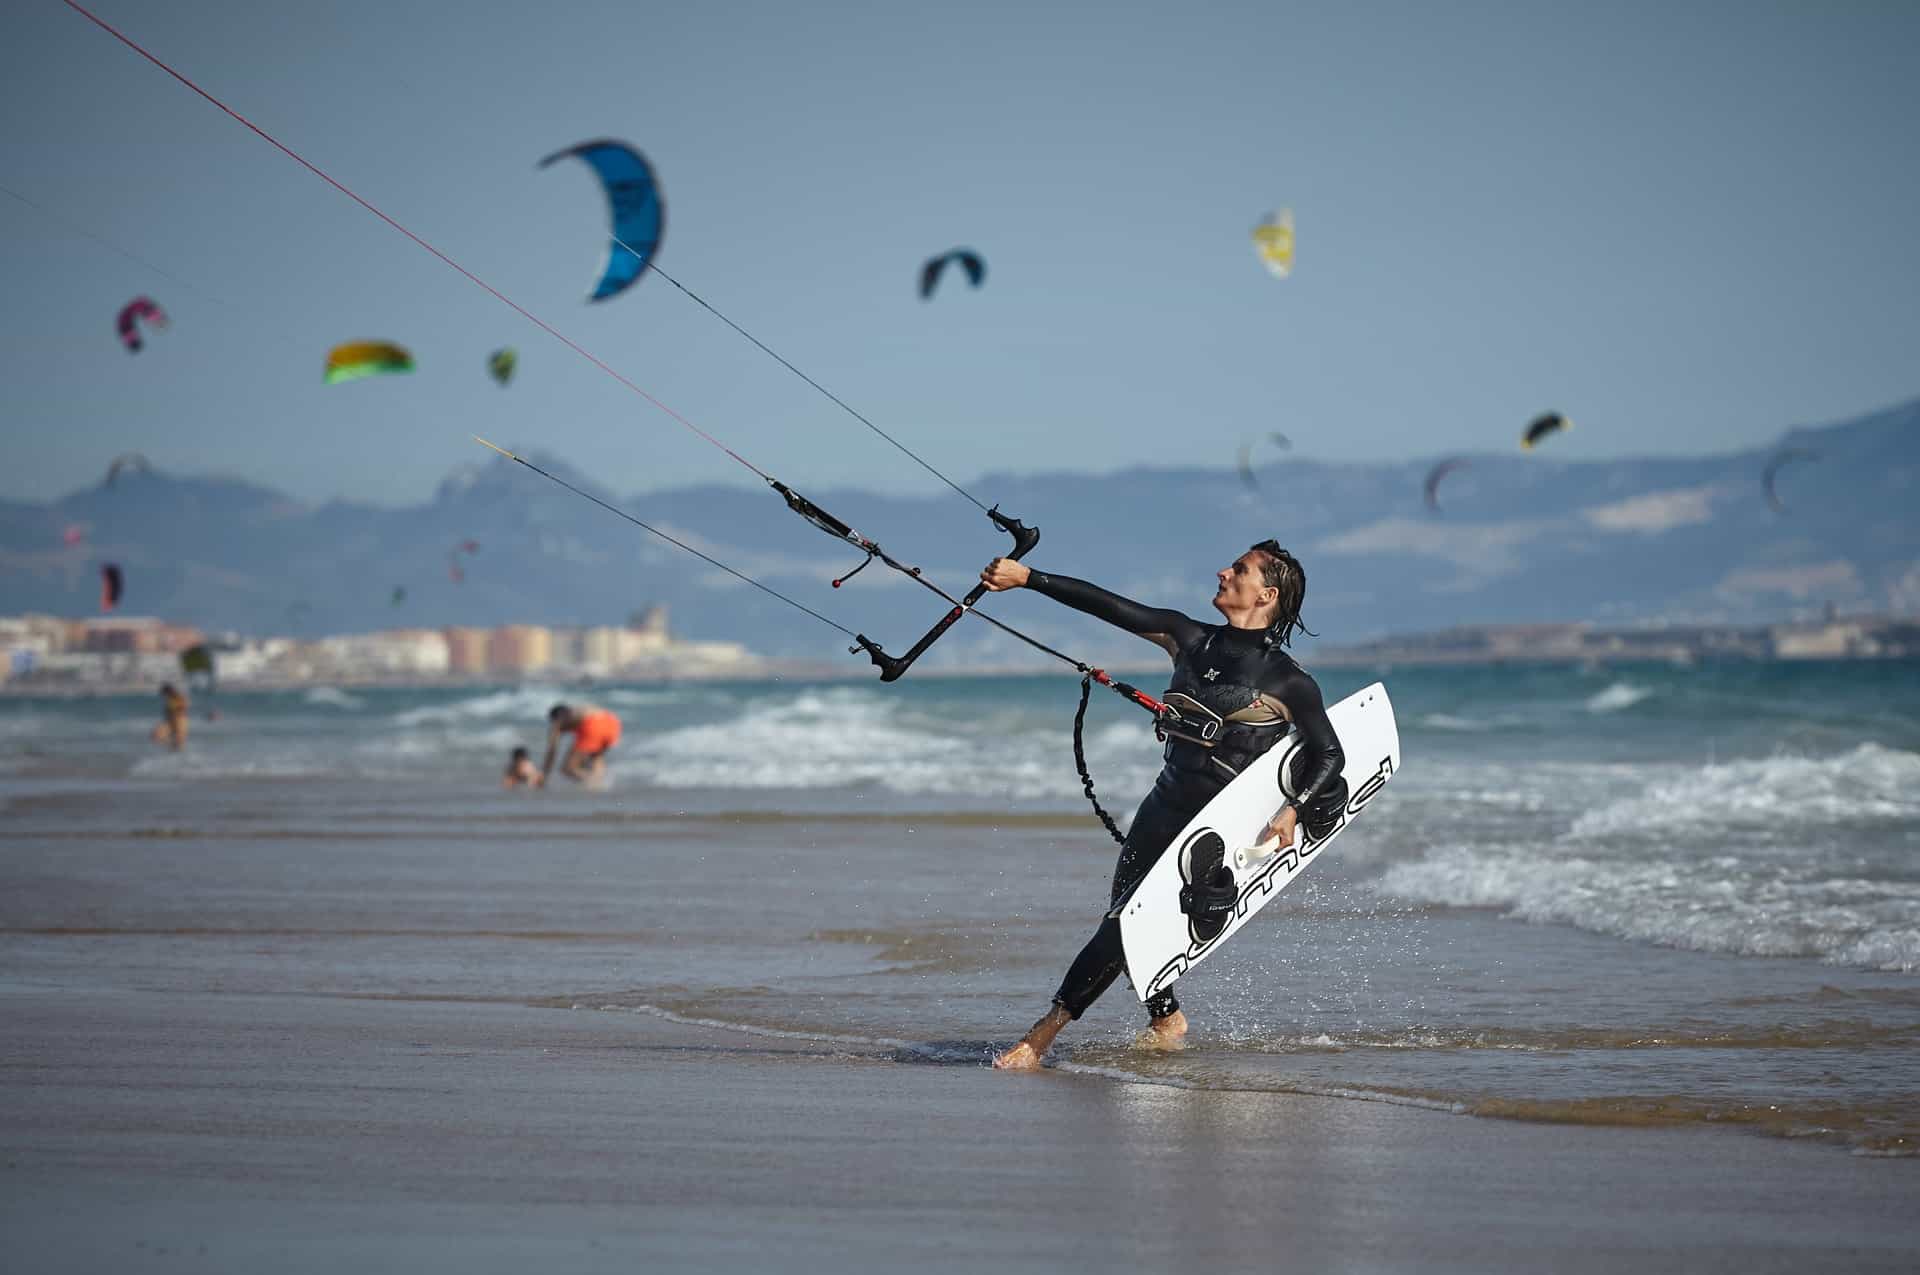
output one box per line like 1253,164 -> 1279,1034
1213,551 -> 1275,618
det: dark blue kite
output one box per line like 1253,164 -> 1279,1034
919,249 -> 986,300
539,139 -> 665,302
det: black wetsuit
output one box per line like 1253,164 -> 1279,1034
1026,571 -> 1347,1021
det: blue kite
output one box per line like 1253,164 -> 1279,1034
538,139 -> 665,301
919,248 -> 986,300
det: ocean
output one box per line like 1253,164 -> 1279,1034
3,658 -> 1917,1156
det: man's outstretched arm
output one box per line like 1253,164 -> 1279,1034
981,559 -> 1203,650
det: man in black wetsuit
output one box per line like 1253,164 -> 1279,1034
980,541 -> 1347,1071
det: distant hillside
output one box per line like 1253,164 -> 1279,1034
2,398 -> 1915,668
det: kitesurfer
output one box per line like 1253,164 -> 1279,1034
979,542 -> 1346,1070
151,682 -> 189,751
541,703 -> 622,785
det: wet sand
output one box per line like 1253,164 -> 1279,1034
3,982 -> 1916,1273
3,768 -> 1918,1270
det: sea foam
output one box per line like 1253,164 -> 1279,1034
1584,681 -> 1653,713
1381,744 -> 1920,971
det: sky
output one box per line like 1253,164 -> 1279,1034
3,0 -> 1917,508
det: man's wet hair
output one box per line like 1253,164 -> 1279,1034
1248,540 -> 1314,647
511,746 -> 530,761
547,704 -> 570,723
160,682 -> 177,696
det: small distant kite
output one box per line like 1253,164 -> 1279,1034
448,538 -> 480,584
99,563 -> 124,612
116,297 -> 169,353
1521,412 -> 1572,450
1762,447 -> 1821,514
390,586 -> 407,606
325,341 -> 415,385
1235,432 -> 1293,490
61,524 -> 88,548
488,348 -> 518,386
1251,209 -> 1294,279
919,249 -> 986,300
1424,458 -> 1471,512
104,452 -> 152,487
539,139 -> 665,302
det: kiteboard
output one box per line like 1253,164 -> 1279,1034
1115,682 -> 1399,1002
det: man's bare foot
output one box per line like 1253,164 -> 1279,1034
992,1004 -> 1073,1071
1137,1009 -> 1189,1050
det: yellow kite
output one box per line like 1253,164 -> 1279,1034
1252,209 -> 1294,279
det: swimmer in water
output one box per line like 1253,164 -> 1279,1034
150,682 -> 189,751
502,746 -> 540,789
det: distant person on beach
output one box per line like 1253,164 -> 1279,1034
977,541 -> 1346,1071
502,746 -> 540,789
541,703 -> 622,785
150,682 -> 190,751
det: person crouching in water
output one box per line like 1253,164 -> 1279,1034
502,746 -> 540,789
978,541 -> 1346,1070
150,682 -> 190,751
541,703 -> 622,786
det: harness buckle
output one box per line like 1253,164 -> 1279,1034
1155,692 -> 1223,747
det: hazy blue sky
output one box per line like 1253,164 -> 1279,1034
4,0 -> 1916,507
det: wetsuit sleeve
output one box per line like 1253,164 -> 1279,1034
1025,571 -> 1207,648
1265,665 -> 1345,809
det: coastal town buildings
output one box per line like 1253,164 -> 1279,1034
1769,619 -> 1913,660
487,625 -> 552,674
7,607 -> 1914,690
72,617 -> 204,655
296,629 -> 453,680
1,610 -> 761,688
1310,616 -> 1920,667
443,627 -> 490,675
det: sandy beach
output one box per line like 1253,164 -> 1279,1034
5,983 -> 1918,1274
4,744 -> 1917,1271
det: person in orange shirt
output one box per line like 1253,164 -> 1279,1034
540,703 -> 622,786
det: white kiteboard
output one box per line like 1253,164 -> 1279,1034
1116,682 -> 1399,1002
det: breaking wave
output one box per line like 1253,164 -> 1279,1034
627,688 -> 1160,802
1380,745 -> 1920,971
1584,681 -> 1652,713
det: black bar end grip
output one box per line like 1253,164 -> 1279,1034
987,505 -> 1040,561
772,479 -> 858,542
851,634 -> 909,682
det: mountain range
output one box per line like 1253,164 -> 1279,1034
3,398 -> 1915,668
